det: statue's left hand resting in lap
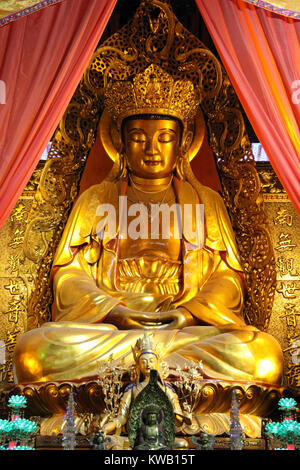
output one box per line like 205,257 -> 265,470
14,65 -> 283,386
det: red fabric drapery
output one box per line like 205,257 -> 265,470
196,0 -> 300,214
0,0 -> 117,229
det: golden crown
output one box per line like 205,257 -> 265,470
132,332 -> 162,362
104,64 -> 200,130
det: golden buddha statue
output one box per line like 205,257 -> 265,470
14,63 -> 283,389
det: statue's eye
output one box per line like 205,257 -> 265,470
130,132 -> 146,143
158,132 -> 175,143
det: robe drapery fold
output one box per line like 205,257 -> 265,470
0,0 -> 117,229
196,0 -> 300,214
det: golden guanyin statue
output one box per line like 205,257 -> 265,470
14,59 -> 283,389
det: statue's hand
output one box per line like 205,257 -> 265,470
104,305 -> 174,329
104,305 -> 197,330
103,417 -> 123,435
157,308 -> 198,329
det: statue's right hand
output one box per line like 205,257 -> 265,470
104,305 -> 171,329
103,418 -> 122,435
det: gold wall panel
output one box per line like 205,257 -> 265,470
259,162 -> 300,393
0,164 -> 43,382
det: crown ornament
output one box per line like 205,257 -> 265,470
104,64 -> 200,130
132,332 -> 162,362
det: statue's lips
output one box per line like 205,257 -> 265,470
144,158 -> 162,166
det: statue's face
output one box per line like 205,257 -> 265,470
123,118 -> 181,179
138,352 -> 158,377
146,412 -> 157,425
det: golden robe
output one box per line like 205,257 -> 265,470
14,177 -> 283,385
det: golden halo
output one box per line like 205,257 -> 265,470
99,108 -> 206,163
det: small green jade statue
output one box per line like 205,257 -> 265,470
128,370 -> 175,450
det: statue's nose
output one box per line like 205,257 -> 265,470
145,136 -> 156,155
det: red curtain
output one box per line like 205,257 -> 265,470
196,0 -> 300,214
0,0 -> 117,229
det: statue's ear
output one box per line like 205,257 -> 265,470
181,129 -> 194,155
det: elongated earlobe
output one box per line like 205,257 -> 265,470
176,130 -> 194,180
119,152 -> 128,178
175,155 -> 184,180
181,130 -> 193,155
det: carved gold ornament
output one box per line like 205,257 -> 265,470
104,64 -> 200,131
131,332 -> 162,362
